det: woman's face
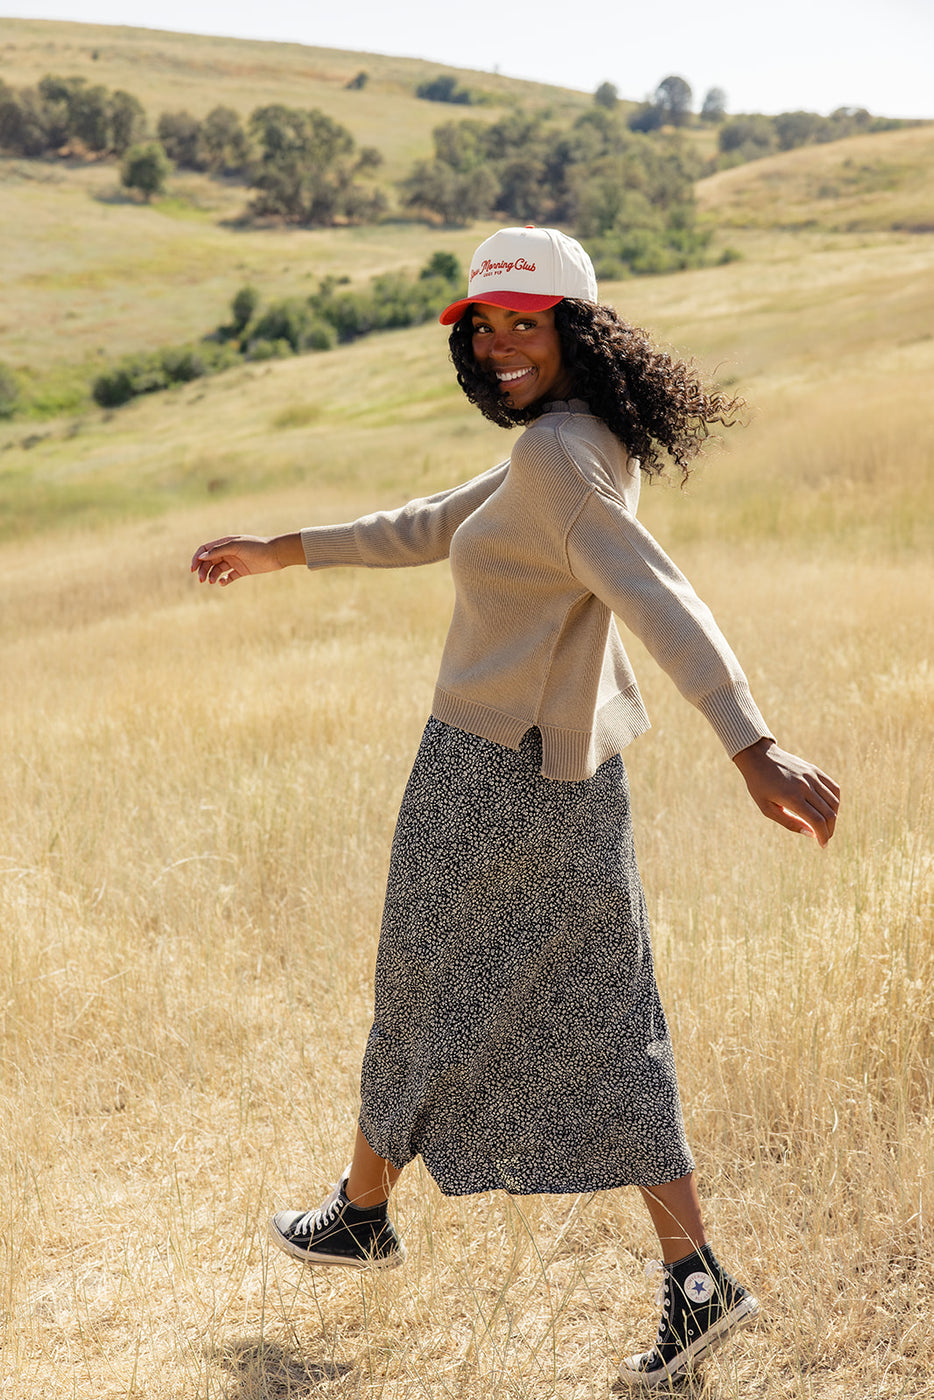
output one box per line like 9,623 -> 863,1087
470,303 -> 574,410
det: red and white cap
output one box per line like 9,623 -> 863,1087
439,225 -> 598,325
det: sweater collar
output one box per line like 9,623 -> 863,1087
541,398 -> 591,415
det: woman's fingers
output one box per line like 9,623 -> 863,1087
734,740 -> 841,847
189,535 -> 277,584
190,537 -> 235,573
773,787 -> 837,846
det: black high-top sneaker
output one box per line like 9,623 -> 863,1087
618,1244 -> 759,1388
269,1166 -> 406,1271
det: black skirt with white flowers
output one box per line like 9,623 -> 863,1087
358,718 -> 694,1196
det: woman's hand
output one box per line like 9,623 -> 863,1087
732,737 -> 840,847
190,533 -> 304,585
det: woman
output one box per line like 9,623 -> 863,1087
192,226 -> 839,1389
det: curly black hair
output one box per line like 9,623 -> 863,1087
448,298 -> 743,482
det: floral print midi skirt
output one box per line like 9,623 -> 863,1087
358,718 -> 694,1196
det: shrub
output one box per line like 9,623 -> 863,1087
420,251 -> 461,282
231,285 -> 260,336
0,87 -> 55,156
157,110 -> 202,169
110,90 -> 146,155
159,346 -> 206,382
304,320 -> 337,352
244,337 -> 292,362
121,141 -> 172,201
416,75 -> 474,105
719,115 -> 777,158
92,365 -> 139,408
200,105 -> 250,174
250,299 -> 317,353
0,362 -> 21,419
627,103 -> 664,133
92,341 -> 237,408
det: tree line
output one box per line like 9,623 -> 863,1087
399,104 -> 717,277
619,74 -> 909,157
1,67 -> 910,229
0,72 -> 385,221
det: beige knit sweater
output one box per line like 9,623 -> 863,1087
300,400 -> 771,780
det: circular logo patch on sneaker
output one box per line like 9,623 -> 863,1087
684,1271 -> 716,1302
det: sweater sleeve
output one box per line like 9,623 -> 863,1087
300,460 -> 510,570
566,488 -> 772,757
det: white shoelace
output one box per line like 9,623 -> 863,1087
645,1258 -> 670,1310
643,1259 -> 671,1355
291,1174 -> 346,1237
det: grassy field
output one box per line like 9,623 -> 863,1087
696,125 -> 934,232
2,22 -> 934,1399
0,159 -> 490,411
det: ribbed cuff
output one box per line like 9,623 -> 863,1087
695,681 -> 772,758
300,523 -> 362,570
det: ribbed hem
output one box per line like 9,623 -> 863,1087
695,680 -> 773,758
431,684 -> 651,782
301,523 -> 361,570
431,690 -> 530,752
593,686 -> 651,757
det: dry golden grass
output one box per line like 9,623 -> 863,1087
697,125 -> 934,233
2,44 -> 934,1390
1,484 -> 931,1399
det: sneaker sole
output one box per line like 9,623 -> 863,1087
267,1218 -> 407,1271
617,1294 -> 760,1389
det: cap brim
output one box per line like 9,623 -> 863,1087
439,291 -> 563,326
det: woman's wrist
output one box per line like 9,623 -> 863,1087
731,736 -> 775,773
270,533 -> 306,568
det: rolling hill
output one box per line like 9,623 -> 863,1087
0,15 -> 594,179
697,123 -> 934,232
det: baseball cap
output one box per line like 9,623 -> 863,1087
439,225 -> 598,325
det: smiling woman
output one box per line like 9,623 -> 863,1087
191,224 -> 840,1392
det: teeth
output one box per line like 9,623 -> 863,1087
497,368 -> 532,382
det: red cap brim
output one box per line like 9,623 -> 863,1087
439,291 -> 563,326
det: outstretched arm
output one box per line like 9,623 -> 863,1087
191,533 -> 305,586
192,460 -> 511,586
732,737 -> 840,847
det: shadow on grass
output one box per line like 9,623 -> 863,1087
211,1335 -> 353,1398
92,186 -> 141,205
